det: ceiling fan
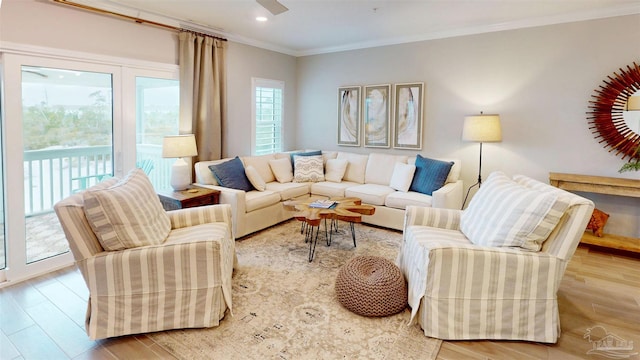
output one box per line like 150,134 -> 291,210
256,0 -> 289,15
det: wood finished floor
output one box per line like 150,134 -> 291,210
1,244 -> 639,360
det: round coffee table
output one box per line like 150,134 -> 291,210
283,197 -> 375,262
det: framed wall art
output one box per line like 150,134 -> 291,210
364,84 -> 391,148
393,82 -> 424,150
337,86 -> 361,146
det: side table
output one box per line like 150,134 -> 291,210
157,186 -> 220,211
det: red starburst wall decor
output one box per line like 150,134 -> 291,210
587,61 -> 640,160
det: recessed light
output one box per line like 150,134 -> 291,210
256,16 -> 267,22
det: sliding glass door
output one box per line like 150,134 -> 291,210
0,53 -> 178,284
22,65 -> 115,263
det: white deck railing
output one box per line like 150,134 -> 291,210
23,144 -> 173,216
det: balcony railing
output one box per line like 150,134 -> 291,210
23,145 -> 174,216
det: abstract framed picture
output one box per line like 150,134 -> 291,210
364,84 -> 391,148
337,86 -> 361,146
393,82 -> 424,150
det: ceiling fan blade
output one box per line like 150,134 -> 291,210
256,0 -> 288,15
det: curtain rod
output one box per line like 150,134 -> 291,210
52,0 -> 227,41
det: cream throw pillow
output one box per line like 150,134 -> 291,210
325,158 -> 348,183
245,165 -> 266,191
269,157 -> 294,183
389,162 -> 416,192
293,155 -> 325,182
83,168 -> 171,251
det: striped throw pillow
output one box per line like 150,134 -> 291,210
460,171 -> 568,251
293,155 -> 325,182
83,168 -> 171,251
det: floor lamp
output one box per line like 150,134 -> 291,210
461,113 -> 502,209
162,134 -> 198,191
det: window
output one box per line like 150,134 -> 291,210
252,78 -> 284,155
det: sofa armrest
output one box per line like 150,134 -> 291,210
404,205 -> 462,230
431,179 -> 463,209
193,184 -> 247,237
167,204 -> 232,232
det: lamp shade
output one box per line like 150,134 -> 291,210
627,96 -> 640,111
162,134 -> 198,158
462,114 -> 502,143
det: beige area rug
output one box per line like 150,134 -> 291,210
149,219 -> 442,359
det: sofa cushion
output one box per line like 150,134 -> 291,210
409,155 -> 454,195
389,162 -> 416,192
209,157 -> 254,192
293,155 -> 325,182
242,154 -> 276,183
322,151 -> 338,165
245,190 -> 282,213
311,181 -> 358,198
265,181 -> 310,200
337,152 -> 369,184
345,184 -> 396,206
385,191 -> 433,210
325,159 -> 348,183
461,171 -> 569,251
365,153 -> 408,185
269,157 -> 294,183
289,150 -> 322,167
83,168 -> 170,251
245,165 -> 266,191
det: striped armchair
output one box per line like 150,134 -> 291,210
54,177 -> 236,340
397,173 -> 594,343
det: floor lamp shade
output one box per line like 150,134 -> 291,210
162,135 -> 198,191
627,96 -> 640,111
462,114 -> 502,143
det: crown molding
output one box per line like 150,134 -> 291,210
52,0 -> 640,58
295,4 -> 640,57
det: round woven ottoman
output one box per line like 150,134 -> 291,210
335,255 -> 407,317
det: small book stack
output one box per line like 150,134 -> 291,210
308,200 -> 337,209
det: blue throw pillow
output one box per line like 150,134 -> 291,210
409,155 -> 454,195
289,150 -> 322,167
208,157 -> 254,191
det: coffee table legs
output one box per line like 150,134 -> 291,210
328,219 -> 357,248
302,219 -> 358,262
304,222 -> 319,262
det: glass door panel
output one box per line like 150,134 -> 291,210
135,76 -> 179,190
21,66 -> 113,263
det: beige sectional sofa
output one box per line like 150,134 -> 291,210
194,151 -> 462,238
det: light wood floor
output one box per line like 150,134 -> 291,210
1,244 -> 639,360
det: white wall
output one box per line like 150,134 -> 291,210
0,0 -> 177,64
296,15 -> 640,237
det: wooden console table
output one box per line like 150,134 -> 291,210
549,172 -> 640,253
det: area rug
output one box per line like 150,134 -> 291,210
149,219 -> 441,359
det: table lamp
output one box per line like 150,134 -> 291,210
162,134 -> 198,191
461,112 -> 502,208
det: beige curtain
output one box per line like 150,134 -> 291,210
178,31 -> 226,162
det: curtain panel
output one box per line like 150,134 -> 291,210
178,31 -> 227,162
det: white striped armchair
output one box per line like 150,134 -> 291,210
397,172 -> 594,343
54,175 -> 236,340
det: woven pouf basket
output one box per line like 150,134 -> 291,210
335,255 -> 408,317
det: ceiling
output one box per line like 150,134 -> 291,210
71,0 -> 640,56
